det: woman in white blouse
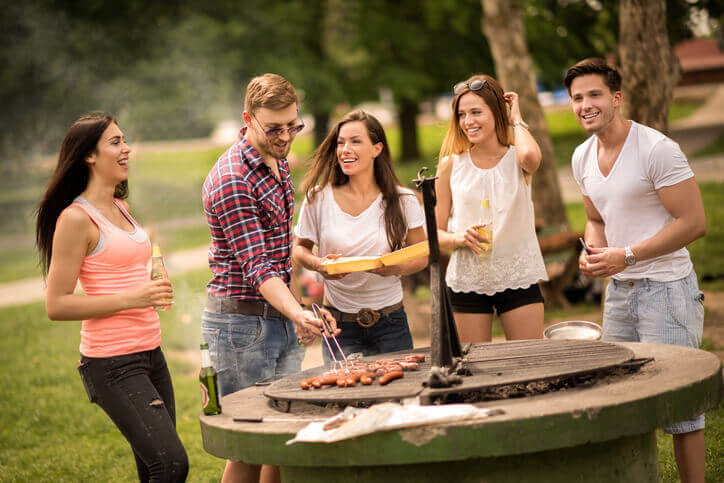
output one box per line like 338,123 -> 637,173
435,74 -> 548,343
293,110 -> 427,361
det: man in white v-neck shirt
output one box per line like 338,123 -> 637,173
565,58 -> 707,483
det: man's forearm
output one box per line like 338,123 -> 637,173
584,220 -> 607,248
258,276 -> 304,322
632,217 -> 705,262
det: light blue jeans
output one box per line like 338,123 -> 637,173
603,270 -> 705,434
201,310 -> 304,398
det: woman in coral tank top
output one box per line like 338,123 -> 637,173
36,114 -> 188,482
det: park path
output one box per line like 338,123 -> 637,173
1,88 -> 722,309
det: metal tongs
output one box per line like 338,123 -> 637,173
311,303 -> 350,373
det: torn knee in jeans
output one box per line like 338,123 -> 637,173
149,399 -> 164,407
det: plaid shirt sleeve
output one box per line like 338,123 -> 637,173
211,174 -> 280,291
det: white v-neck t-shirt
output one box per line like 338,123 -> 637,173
294,184 -> 425,312
572,121 -> 694,281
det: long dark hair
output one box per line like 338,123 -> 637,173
35,114 -> 128,276
439,74 -> 512,162
301,110 -> 410,251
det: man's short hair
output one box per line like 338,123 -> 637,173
564,58 -> 622,94
244,74 -> 297,114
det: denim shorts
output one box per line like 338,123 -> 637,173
322,306 -> 413,365
201,310 -> 304,398
603,270 -> 705,434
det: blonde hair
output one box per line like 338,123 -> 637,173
438,74 -> 512,162
244,73 -> 298,114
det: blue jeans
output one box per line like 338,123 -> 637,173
201,310 -> 304,397
603,270 -> 705,434
77,347 -> 189,482
322,306 -> 413,364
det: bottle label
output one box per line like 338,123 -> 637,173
200,382 -> 210,408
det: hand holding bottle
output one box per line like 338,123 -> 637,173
150,244 -> 172,311
123,279 -> 174,310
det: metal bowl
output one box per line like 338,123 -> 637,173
544,320 -> 602,341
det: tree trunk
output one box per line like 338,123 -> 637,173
398,100 -> 420,162
481,0 -> 568,230
313,111 -> 330,148
619,0 -> 680,135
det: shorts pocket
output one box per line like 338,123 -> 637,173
77,360 -> 97,404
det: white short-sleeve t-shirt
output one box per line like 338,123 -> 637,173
572,121 -> 694,281
294,184 -> 425,312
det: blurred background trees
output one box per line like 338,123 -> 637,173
1,0 -> 721,224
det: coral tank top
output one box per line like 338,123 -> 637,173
70,197 -> 160,357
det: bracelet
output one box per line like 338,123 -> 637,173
512,119 -> 529,129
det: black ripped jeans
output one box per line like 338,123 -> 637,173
78,347 -> 189,482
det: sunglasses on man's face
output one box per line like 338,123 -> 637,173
453,79 -> 488,95
251,114 -> 305,140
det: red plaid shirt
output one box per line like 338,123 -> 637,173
203,128 -> 295,300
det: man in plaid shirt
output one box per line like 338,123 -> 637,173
202,73 -> 337,482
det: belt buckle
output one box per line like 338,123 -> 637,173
356,308 -> 380,328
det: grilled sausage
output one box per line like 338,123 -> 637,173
400,361 -> 419,371
378,370 -> 404,385
405,354 -> 426,363
360,372 -> 376,385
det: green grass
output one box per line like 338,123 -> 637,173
694,131 -> 724,158
0,269 -> 221,482
0,265 -> 721,481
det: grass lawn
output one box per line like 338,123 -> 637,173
1,265 -> 722,481
695,131 -> 724,158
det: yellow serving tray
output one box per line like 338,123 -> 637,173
321,256 -> 383,275
379,241 -> 429,266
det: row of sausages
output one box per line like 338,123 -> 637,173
299,353 -> 426,390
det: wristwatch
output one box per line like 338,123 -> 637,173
512,119 -> 529,129
624,246 -> 636,267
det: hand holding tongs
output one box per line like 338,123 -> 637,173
311,303 -> 349,373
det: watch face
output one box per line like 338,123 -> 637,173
625,255 -> 635,266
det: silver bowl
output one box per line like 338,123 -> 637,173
544,320 -> 602,341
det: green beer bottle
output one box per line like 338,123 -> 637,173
199,343 -> 221,415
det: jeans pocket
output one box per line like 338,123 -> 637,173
77,360 -> 97,404
385,308 -> 408,326
229,316 -> 264,351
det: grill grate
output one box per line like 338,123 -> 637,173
264,340 -> 639,408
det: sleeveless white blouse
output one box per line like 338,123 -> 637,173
445,147 -> 548,295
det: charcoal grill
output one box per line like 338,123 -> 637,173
200,170 -> 723,481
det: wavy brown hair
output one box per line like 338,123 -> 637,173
301,110 -> 411,251
35,114 -> 128,277
438,74 -> 512,162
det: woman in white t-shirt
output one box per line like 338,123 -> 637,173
435,74 -> 548,342
293,110 -> 427,361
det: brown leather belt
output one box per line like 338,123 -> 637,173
327,301 -> 404,328
205,295 -> 283,319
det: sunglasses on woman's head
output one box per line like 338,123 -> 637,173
453,79 -> 488,95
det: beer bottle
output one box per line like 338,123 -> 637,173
150,244 -> 171,311
477,199 -> 493,256
199,343 -> 221,415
